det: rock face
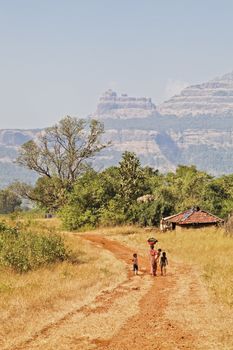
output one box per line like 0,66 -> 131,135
95,89 -> 156,119
93,76 -> 233,175
92,90 -> 175,173
158,72 -> 233,117
0,72 -> 233,187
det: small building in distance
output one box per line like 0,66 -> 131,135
160,207 -> 224,231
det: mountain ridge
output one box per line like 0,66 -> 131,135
0,71 -> 233,187
158,71 -> 233,117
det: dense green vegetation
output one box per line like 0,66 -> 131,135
13,116 -> 233,230
0,222 -> 68,272
60,153 -> 233,230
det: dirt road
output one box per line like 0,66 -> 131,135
11,233 -> 231,350
82,234 -> 196,350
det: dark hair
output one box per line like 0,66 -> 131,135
162,251 -> 166,257
133,253 -> 137,258
158,249 -> 162,252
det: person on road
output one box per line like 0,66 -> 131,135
155,248 -> 162,276
132,253 -> 139,275
149,245 -> 158,276
160,251 -> 168,276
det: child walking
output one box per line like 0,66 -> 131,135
156,248 -> 162,264
160,251 -> 168,276
132,253 -> 139,275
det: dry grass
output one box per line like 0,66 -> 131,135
1,218 -> 233,349
0,219 -> 127,349
92,225 -> 233,307
88,225 -> 233,348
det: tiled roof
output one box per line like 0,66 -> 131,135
163,208 -> 224,225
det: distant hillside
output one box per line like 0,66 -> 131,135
0,129 -> 39,187
0,72 -> 233,187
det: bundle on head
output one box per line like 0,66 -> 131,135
147,237 -> 158,245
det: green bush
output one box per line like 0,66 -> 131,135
60,205 -> 99,230
0,222 -> 68,273
99,199 -> 127,226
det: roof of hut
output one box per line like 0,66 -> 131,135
163,207 -> 224,225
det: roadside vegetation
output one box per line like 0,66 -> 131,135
0,221 -> 68,273
0,218 -> 127,349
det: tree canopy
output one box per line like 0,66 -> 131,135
0,188 -> 21,214
60,156 -> 233,230
16,116 -> 108,209
17,116 -> 107,189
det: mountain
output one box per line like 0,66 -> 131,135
95,89 -> 156,119
158,72 -> 233,117
0,129 -> 40,187
0,72 -> 233,187
92,82 -> 233,175
91,90 -> 176,172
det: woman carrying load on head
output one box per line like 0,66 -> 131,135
147,238 -> 158,276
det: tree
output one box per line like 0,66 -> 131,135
201,180 -> 229,216
17,116 -> 108,191
0,189 -> 21,214
16,116 -> 108,210
32,177 -> 68,211
60,169 -> 118,229
118,152 -> 144,206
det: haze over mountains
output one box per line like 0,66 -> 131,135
1,72 -> 233,187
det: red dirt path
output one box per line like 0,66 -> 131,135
11,233 -> 224,350
83,234 -> 196,350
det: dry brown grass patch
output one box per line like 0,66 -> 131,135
0,221 -> 127,349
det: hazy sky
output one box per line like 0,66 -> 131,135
1,0 -> 233,129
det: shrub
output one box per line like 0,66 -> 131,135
0,222 -> 69,272
99,199 -> 127,226
60,205 -> 99,230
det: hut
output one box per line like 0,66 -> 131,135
161,207 -> 224,231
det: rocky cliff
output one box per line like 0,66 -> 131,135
95,89 -> 156,119
93,79 -> 233,175
158,72 -> 233,117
